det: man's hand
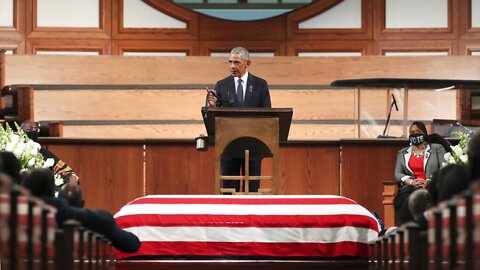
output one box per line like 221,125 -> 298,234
68,174 -> 80,185
206,87 -> 217,107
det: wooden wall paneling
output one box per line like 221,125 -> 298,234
0,0 -> 25,42
112,0 -> 198,40
43,139 -> 404,223
33,89 -> 207,121
460,0 -> 480,39
145,142 -> 215,195
198,15 -> 285,42
198,41 -> 286,56
5,55 -> 480,86
34,124 -> 357,140
26,39 -> 111,55
373,40 -> 459,55
112,40 -> 198,55
286,40 -> 373,56
286,0 -> 373,40
340,140 -> 405,220
277,143 -> 340,195
56,124 -> 207,139
0,40 -> 26,54
459,39 -> 480,54
374,0 -> 459,40
43,141 -> 145,214
26,0 -> 112,39
458,89 -> 472,120
144,142 -> 339,196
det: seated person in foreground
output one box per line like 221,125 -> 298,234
426,163 -> 470,205
22,168 -> 140,253
469,131 -> 480,182
408,189 -> 432,230
21,120 -> 79,189
58,183 -> 85,208
393,121 -> 446,225
0,151 -> 23,184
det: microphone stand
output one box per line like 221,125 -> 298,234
378,99 -> 396,138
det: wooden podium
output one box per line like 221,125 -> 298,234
202,107 -> 293,195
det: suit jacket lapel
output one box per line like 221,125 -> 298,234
244,74 -> 254,106
228,77 -> 237,106
403,147 -> 414,176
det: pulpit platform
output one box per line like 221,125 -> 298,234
113,195 -> 380,266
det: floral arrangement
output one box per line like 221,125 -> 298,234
442,131 -> 470,167
0,122 -> 53,170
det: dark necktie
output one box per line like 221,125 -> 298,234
236,79 -> 243,107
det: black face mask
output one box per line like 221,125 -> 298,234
409,134 -> 425,145
26,131 -> 39,142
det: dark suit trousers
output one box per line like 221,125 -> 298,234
221,157 -> 261,193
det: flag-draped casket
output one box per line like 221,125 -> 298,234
114,195 -> 380,259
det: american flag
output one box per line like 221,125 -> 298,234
114,195 -> 380,259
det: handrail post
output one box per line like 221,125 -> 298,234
448,200 -> 457,270
383,236 -> 389,269
390,233 -> 397,270
40,208 -> 49,270
78,226 -> 86,270
27,198 -> 35,270
8,186 -> 20,270
434,209 -> 443,270
464,190 -> 473,270
54,229 -> 65,270
407,222 -> 421,270
87,231 -> 93,270
397,228 -> 405,270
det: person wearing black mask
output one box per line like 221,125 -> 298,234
392,121 -> 446,225
21,120 -> 79,188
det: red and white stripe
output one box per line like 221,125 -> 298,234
114,195 -> 380,259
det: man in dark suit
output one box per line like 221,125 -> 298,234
207,47 -> 272,193
22,168 -> 140,253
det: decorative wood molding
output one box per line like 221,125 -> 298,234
459,39 -> 480,55
26,0 -> 111,39
287,0 -> 373,40
198,41 -> 286,56
373,40 -> 459,55
0,0 -> 25,42
374,0 -> 459,40
26,39 -> 111,55
112,40 -> 198,56
0,40 -> 26,54
286,40 -> 373,56
112,0 -> 198,40
460,0 -> 480,39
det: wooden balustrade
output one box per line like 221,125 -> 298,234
370,184 -> 480,270
0,173 -> 114,269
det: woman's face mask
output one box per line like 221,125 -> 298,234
409,133 -> 425,145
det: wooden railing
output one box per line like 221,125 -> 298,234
370,182 -> 480,270
0,173 -> 114,270
2,55 -> 479,140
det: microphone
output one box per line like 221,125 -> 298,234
455,121 -> 474,134
204,87 -> 217,119
391,93 -> 398,111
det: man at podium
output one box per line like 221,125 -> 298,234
207,47 -> 272,193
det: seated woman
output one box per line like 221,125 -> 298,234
393,121 -> 446,225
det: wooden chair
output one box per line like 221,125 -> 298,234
382,180 -> 399,228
